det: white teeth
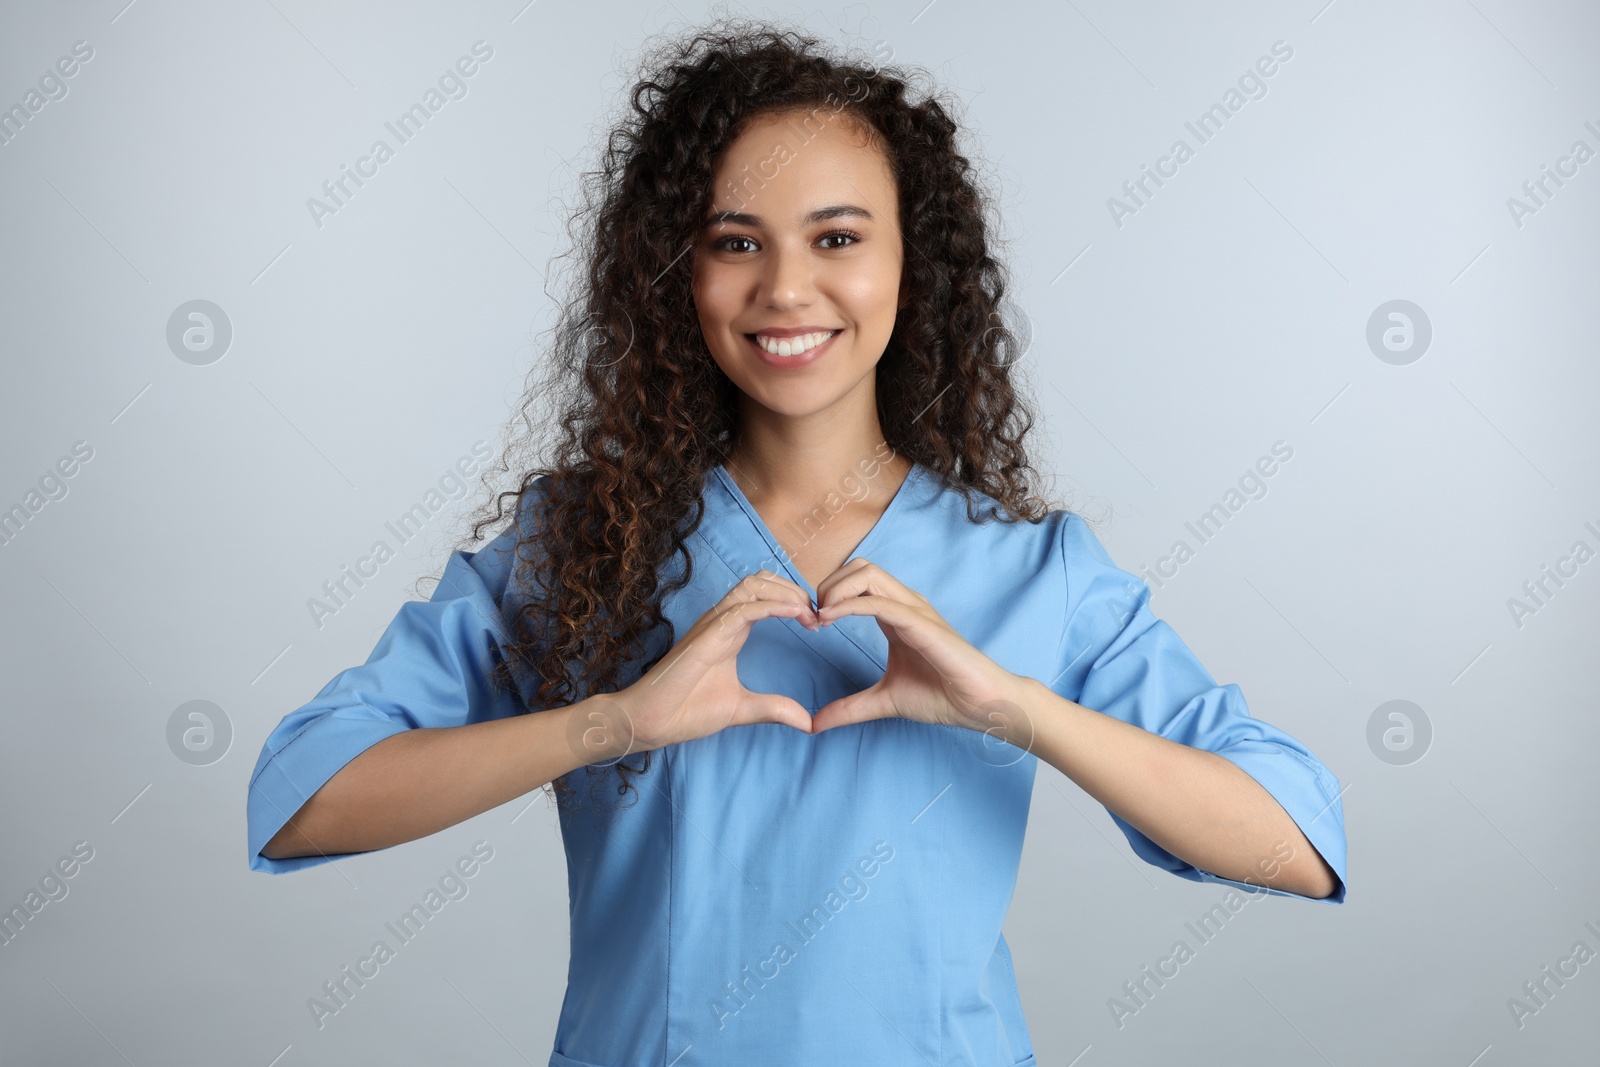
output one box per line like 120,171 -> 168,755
754,330 -> 837,357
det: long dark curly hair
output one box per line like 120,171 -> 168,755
449,14 -> 1060,812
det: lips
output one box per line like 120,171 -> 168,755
743,328 -> 841,368
748,330 -> 839,357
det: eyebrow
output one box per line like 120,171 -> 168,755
702,204 -> 875,229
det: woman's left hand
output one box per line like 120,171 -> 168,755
809,558 -> 1028,736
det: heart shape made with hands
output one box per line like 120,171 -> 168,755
562,557 -> 1040,766
787,557 -> 1031,737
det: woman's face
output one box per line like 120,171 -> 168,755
691,107 -> 904,420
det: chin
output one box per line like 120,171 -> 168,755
744,384 -> 846,418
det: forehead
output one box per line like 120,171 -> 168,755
706,107 -> 896,216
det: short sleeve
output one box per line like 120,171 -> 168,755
246,487 -> 546,874
1047,513 -> 1348,905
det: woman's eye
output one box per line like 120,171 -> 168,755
712,230 -> 861,254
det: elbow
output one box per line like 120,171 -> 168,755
1300,872 -> 1339,900
1290,846 -> 1342,900
259,822 -> 299,861
259,797 -> 323,861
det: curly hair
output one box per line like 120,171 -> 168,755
451,13 -> 1059,812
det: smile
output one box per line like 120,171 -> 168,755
749,330 -> 839,357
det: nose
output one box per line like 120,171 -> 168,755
758,240 -> 816,309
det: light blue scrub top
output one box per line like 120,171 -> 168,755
247,461 -> 1349,1067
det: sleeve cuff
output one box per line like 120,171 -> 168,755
1111,739 -> 1349,905
245,709 -> 412,874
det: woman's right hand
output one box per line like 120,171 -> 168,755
571,570 -> 820,762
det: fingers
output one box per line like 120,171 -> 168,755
814,558 -> 923,613
814,592 -> 913,630
723,569 -> 817,621
723,568 -> 809,605
728,597 -> 820,633
671,601 -> 816,679
714,570 -> 820,631
650,594 -> 815,691
813,557 -> 872,609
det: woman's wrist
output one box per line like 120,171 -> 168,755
951,672 -> 1046,748
552,692 -> 646,767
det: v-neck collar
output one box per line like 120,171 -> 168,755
710,460 -> 927,602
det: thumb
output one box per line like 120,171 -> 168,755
811,681 -> 895,733
741,691 -> 816,734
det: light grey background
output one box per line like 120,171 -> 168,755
2,0 -> 1597,1063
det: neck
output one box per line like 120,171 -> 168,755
721,394 -> 907,507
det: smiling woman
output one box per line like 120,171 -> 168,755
693,109 -> 904,427
245,14 -> 1347,1067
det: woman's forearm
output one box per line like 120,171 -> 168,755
260,699 -> 617,861
1000,675 -> 1339,898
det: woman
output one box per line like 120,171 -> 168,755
247,18 -> 1347,1066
